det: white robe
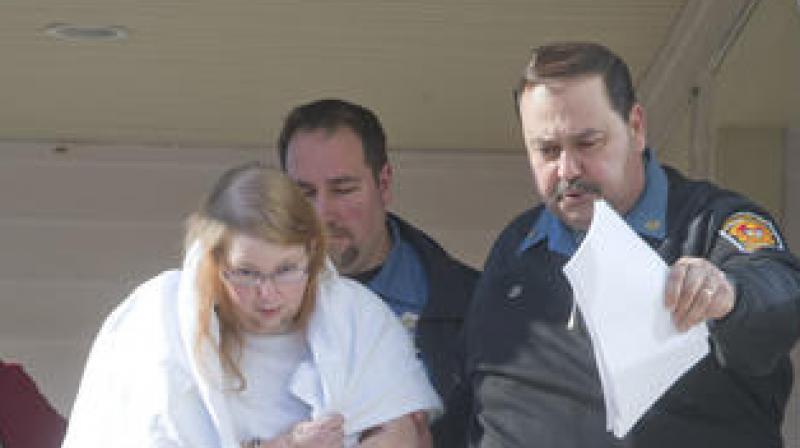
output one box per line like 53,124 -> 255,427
62,246 -> 441,448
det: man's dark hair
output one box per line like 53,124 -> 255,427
277,99 -> 388,180
513,42 -> 636,121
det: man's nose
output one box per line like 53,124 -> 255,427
557,149 -> 582,181
313,191 -> 338,220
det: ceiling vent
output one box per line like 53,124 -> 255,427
43,23 -> 129,42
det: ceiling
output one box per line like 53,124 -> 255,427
0,0 -> 689,151
1,1 -> 797,152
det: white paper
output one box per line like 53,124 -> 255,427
563,200 -> 709,437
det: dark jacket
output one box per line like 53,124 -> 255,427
388,213 -> 480,402
0,361 -> 67,448
457,167 -> 800,448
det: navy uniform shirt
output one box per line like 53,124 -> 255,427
368,217 -> 429,336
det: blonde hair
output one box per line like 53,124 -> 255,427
186,162 -> 326,389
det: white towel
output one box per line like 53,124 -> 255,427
63,243 -> 441,448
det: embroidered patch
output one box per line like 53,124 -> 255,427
719,212 -> 784,253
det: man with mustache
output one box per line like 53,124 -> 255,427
277,98 -> 479,427
445,42 -> 800,447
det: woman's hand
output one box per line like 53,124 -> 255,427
259,414 -> 345,448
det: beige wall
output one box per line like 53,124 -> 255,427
785,129 -> 800,251
715,127 -> 785,220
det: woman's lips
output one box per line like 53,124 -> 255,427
257,307 -> 278,318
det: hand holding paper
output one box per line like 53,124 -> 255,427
665,256 -> 736,331
563,200 -> 709,438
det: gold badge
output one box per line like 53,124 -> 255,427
645,219 -> 662,232
720,212 -> 783,253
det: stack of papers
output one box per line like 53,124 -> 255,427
563,200 -> 709,437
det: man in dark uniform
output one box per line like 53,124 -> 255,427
277,99 -> 479,436
450,42 -> 800,447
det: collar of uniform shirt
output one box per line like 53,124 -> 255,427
517,148 -> 668,257
367,216 -> 428,313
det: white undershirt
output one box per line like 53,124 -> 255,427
226,330 -> 312,442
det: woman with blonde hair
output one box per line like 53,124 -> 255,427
62,162 -> 440,448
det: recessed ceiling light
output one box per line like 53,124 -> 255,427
43,23 -> 129,42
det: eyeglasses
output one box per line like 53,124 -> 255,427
221,264 -> 308,290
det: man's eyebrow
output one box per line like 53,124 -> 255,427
294,179 -> 316,190
529,129 -> 604,145
529,136 -> 558,147
571,129 -> 604,140
327,176 -> 360,186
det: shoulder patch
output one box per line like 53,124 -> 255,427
719,212 -> 784,253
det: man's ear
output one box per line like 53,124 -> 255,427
628,103 -> 647,153
377,163 -> 393,206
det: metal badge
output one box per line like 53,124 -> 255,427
645,219 -> 662,232
507,284 -> 523,299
